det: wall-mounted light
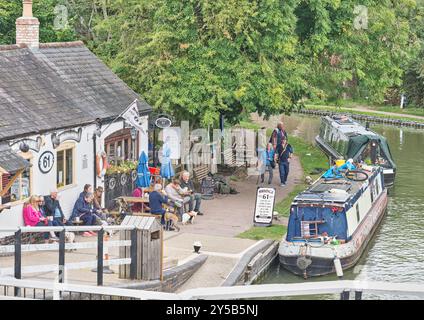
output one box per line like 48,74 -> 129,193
130,127 -> 138,140
19,142 -> 30,153
94,118 -> 102,137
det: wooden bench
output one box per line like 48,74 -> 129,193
223,148 -> 237,167
192,165 -> 209,183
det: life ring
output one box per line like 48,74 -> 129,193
96,152 -> 108,178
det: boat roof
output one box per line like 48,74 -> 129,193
324,115 -> 379,138
293,167 -> 378,205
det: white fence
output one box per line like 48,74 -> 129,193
1,278 -> 424,300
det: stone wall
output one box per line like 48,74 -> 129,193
114,254 -> 208,292
221,240 -> 278,287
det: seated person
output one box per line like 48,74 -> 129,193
131,185 -> 150,213
23,195 -> 58,243
70,193 -> 99,236
93,186 -> 109,220
43,189 -> 71,226
149,184 -> 179,231
164,179 -> 196,223
180,171 -> 203,215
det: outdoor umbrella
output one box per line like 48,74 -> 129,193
160,143 -> 175,180
136,151 -> 151,188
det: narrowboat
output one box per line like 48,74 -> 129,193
278,164 -> 388,278
315,115 -> 396,186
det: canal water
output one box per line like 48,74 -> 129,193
259,114 -> 424,299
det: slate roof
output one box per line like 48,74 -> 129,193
0,143 -> 31,173
0,41 -> 152,142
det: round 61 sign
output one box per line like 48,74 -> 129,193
38,151 -> 55,174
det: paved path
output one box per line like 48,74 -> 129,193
171,156 -> 303,290
177,156 -> 303,237
353,106 -> 424,120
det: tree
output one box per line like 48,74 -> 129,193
294,0 -> 416,104
75,0 -> 311,126
404,0 -> 424,107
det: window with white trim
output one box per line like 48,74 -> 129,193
57,143 -> 75,188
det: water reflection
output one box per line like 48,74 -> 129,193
260,114 -> 424,300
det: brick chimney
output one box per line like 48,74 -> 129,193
16,0 -> 40,48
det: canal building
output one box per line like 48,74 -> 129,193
0,0 -> 152,234
315,115 -> 396,186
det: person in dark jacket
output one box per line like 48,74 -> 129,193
180,171 -> 203,215
149,184 -> 179,231
278,139 -> 293,186
71,192 -> 97,228
43,189 -> 71,226
270,122 -> 288,156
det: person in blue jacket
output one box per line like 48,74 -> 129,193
260,143 -> 275,184
71,192 -> 97,228
149,184 -> 179,231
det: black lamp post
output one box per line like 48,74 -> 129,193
93,119 -> 102,189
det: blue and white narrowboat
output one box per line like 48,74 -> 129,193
278,165 -> 388,278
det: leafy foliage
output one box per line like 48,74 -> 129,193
85,0 -> 310,126
1,0 -> 423,119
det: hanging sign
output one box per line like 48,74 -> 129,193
155,116 -> 172,129
38,151 -> 55,174
253,187 -> 276,227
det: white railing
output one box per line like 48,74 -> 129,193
0,277 -> 423,300
0,225 -> 138,286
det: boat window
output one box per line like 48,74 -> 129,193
356,204 -> 360,223
375,178 -> 380,196
370,183 -> 374,203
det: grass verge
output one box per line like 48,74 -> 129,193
238,225 -> 288,241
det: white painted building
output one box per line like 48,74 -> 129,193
0,1 -> 151,235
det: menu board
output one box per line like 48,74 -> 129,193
253,187 -> 276,226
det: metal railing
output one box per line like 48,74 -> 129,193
0,225 -> 138,293
0,277 -> 423,300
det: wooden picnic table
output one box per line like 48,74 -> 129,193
117,196 -> 150,214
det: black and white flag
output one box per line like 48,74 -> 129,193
121,100 -> 146,134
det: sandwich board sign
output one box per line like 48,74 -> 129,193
253,187 -> 276,227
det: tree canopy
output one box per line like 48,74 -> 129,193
1,0 -> 423,125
